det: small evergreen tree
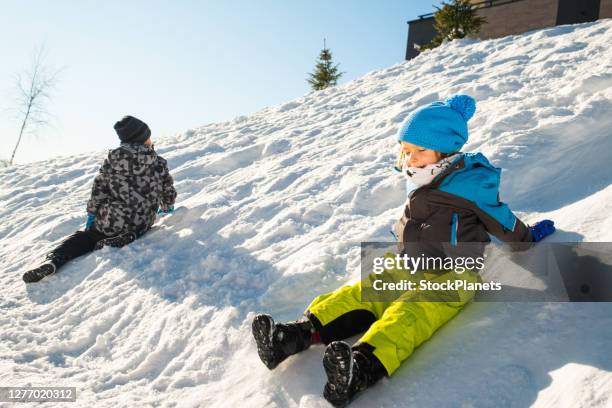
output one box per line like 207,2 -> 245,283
421,0 -> 486,51
307,39 -> 343,91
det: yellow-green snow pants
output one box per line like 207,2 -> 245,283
305,254 -> 481,375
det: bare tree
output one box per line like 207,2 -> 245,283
9,47 -> 60,165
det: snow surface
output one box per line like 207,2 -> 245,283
1,19 -> 612,408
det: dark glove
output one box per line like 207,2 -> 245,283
85,213 -> 96,231
529,219 -> 555,242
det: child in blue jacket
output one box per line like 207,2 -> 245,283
252,94 -> 556,407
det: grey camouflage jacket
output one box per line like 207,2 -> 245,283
86,143 -> 177,237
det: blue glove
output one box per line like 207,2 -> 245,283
157,205 -> 174,215
85,213 -> 96,230
529,219 -> 555,242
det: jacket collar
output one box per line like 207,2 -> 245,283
429,153 -> 465,187
408,153 -> 465,196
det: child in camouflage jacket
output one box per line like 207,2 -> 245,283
23,116 -> 177,283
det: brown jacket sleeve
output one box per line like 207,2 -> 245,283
472,205 -> 534,251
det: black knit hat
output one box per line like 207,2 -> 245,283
114,115 -> 151,144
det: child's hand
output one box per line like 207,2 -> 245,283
529,219 -> 555,242
85,213 -> 96,231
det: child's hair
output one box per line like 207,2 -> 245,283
439,151 -> 457,159
394,148 -> 459,173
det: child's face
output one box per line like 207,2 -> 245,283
399,142 -> 442,168
144,137 -> 152,146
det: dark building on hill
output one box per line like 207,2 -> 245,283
406,0 -> 612,60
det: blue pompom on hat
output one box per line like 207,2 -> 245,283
397,94 -> 476,153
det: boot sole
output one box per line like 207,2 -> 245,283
323,341 -> 354,407
22,264 -> 55,283
252,314 -> 279,370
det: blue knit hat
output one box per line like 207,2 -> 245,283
397,94 -> 476,153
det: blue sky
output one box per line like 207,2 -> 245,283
0,1 -> 443,163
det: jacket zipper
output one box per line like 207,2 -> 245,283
450,212 -> 458,246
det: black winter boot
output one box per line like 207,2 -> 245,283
323,341 -> 387,407
23,262 -> 57,283
252,314 -> 317,370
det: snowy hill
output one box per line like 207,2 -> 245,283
1,18 -> 612,408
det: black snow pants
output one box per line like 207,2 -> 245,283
45,228 -> 136,271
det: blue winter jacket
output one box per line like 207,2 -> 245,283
394,152 -> 533,258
